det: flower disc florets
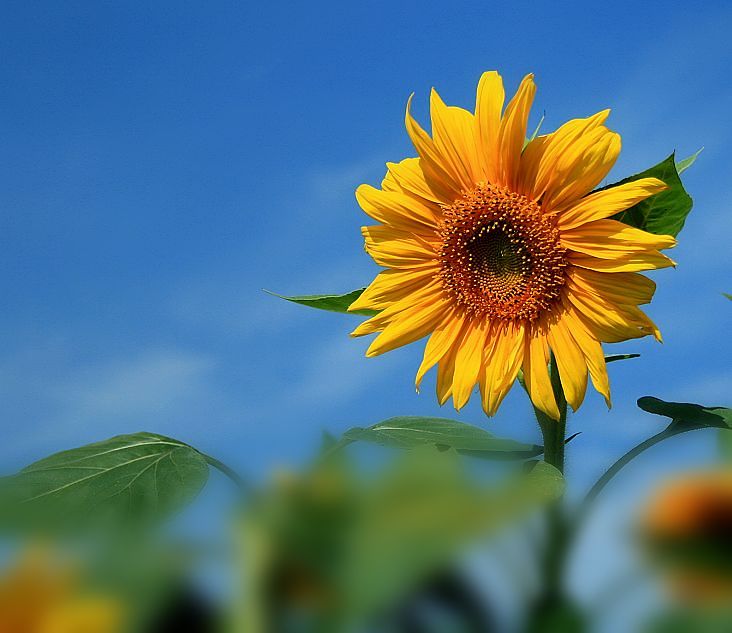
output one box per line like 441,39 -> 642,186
438,183 -> 567,322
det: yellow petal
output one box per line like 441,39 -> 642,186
562,300 -> 611,407
515,134 -> 550,198
356,184 -> 441,233
567,267 -> 656,306
362,225 -> 438,269
451,317 -> 490,410
522,329 -> 560,420
430,89 -> 481,190
557,178 -> 667,230
415,308 -> 466,390
349,266 -> 439,312
481,320 -> 525,416
543,127 -> 621,211
568,250 -> 675,273
404,94 -> 463,198
519,110 -> 610,201
474,70 -> 505,183
436,333 -> 462,405
351,281 -> 442,337
561,219 -> 676,258
497,74 -> 536,189
566,286 -> 661,343
386,157 -> 453,204
546,313 -> 588,411
366,293 -> 450,357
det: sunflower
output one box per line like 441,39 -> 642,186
348,71 -> 675,420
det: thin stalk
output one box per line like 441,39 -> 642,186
573,425 -> 693,531
525,355 -> 572,631
203,454 -> 253,502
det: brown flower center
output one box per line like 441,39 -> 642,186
438,183 -> 567,321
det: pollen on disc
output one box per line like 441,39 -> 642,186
438,183 -> 567,322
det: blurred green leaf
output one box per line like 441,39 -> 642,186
247,449 -> 563,629
266,288 -> 375,316
723,292 -> 732,301
341,452 -> 564,620
638,396 -> 732,433
1,432 -> 209,532
718,429 -> 732,462
645,606 -> 732,633
608,153 -> 694,237
340,416 -> 542,458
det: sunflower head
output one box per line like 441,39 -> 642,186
349,71 -> 675,419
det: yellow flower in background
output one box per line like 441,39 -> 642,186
350,71 -> 675,419
642,470 -> 732,603
0,549 -> 123,633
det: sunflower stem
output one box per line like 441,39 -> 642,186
525,355 -> 574,631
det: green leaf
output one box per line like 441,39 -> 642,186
524,113 -> 545,148
723,292 -> 732,301
607,153 -> 694,237
1,432 -> 210,532
676,148 -> 703,174
637,396 -> 732,433
265,288 -> 375,316
339,416 -> 542,458
605,353 -> 640,364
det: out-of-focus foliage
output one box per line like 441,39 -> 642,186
236,447 -> 563,632
644,606 -> 732,633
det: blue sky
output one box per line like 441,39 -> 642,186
1,0 -> 731,621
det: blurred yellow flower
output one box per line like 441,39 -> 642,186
350,71 -> 675,419
0,549 -> 123,633
642,469 -> 732,603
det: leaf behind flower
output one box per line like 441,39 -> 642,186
605,152 -> 695,237
266,288 -> 376,316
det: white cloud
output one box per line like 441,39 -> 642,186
53,349 -> 216,420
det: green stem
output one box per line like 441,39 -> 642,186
535,355 -> 568,473
525,356 -> 572,632
203,453 -> 253,501
573,425 -> 692,531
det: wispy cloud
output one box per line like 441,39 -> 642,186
53,349 -> 216,422
0,347 -> 223,466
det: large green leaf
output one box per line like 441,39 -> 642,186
266,288 -> 375,316
1,432 -> 210,531
608,153 -> 694,237
339,416 -> 542,458
637,396 -> 732,432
